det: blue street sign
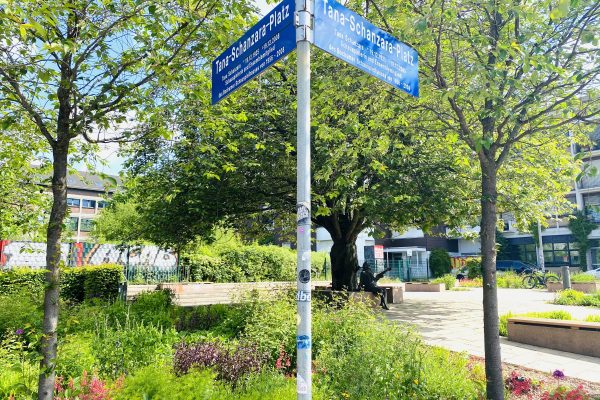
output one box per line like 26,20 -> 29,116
211,0 -> 296,104
314,0 -> 419,97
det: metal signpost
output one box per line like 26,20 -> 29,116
212,0 -> 417,398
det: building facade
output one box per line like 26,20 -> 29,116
61,172 -> 119,242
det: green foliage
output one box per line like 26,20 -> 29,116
499,311 -> 572,336
570,273 -> 597,283
183,244 -> 296,283
554,289 -> 600,307
0,290 -> 43,337
55,333 -> 96,378
459,277 -> 483,287
429,248 -> 452,278
432,274 -> 457,290
115,366 -> 318,400
569,211 -> 597,271
92,321 -> 178,379
496,231 -> 520,261
0,265 -> 122,302
92,198 -> 147,245
497,271 -> 526,288
585,315 -> 600,323
466,258 -> 482,279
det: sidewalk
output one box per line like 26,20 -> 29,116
386,288 -> 600,383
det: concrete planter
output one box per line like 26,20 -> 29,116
508,317 -> 600,357
547,282 -> 600,293
404,282 -> 445,292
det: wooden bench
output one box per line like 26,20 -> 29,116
507,317 -> 600,357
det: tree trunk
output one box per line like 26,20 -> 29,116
480,159 -> 504,400
330,239 -> 359,290
38,143 -> 69,400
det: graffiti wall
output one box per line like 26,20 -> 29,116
0,240 -> 177,270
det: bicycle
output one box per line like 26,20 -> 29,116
521,269 -> 560,289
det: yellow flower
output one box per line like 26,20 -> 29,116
413,379 -> 419,385
341,392 -> 350,399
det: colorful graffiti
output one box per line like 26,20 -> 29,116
0,241 -> 176,270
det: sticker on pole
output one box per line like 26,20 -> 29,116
297,202 -> 310,225
297,335 -> 312,349
297,290 -> 312,302
314,0 -> 419,97
298,269 -> 311,283
211,0 -> 296,104
297,374 -> 308,394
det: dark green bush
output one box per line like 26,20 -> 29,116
429,248 -> 451,278
0,264 -> 123,302
466,258 -> 482,279
183,245 -> 296,283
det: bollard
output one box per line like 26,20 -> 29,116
561,266 -> 571,290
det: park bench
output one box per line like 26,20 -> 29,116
507,317 -> 600,357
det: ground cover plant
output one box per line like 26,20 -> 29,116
1,285 -> 598,399
554,289 -> 600,307
570,273 -> 599,283
499,311 -> 573,337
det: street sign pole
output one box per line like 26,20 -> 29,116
295,0 -> 313,399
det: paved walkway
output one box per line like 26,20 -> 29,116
386,288 -> 600,383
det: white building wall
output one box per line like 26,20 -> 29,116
315,228 -> 375,265
458,239 -> 481,255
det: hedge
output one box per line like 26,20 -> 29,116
182,245 -> 331,283
0,264 -> 123,302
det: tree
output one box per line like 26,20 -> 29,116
383,0 -> 600,397
429,248 -> 451,277
0,125 -> 49,240
0,1 -> 254,397
124,51 -> 477,290
92,195 -> 146,246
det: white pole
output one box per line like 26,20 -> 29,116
537,220 -> 545,272
295,1 -> 313,399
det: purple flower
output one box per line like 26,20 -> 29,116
15,328 -> 24,335
552,369 -> 565,379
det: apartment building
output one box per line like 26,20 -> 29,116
62,172 -> 120,242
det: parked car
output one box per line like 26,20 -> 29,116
584,267 -> 600,279
496,260 -> 538,274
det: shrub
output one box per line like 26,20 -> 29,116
183,245 -> 296,283
54,371 -> 113,400
175,304 -> 233,332
55,333 -> 96,378
429,248 -> 451,278
128,290 -> 174,328
466,258 -> 482,279
0,290 -> 43,337
92,321 -> 178,379
541,384 -> 592,400
459,277 -> 483,287
432,274 -> 456,290
497,271 -> 526,288
0,264 -> 123,302
173,340 -> 268,385
0,267 -> 46,295
570,273 -> 597,283
499,311 -> 572,336
553,289 -> 600,307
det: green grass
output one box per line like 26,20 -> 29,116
570,273 -> 598,283
553,289 -> 600,307
499,311 -> 573,336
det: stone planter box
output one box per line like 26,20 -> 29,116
547,282 -> 600,293
508,317 -> 600,357
404,282 -> 445,292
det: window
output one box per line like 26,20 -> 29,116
80,218 -> 95,232
67,217 -> 78,231
67,198 -> 80,207
525,244 -> 536,252
97,201 -> 108,209
82,199 -> 96,209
